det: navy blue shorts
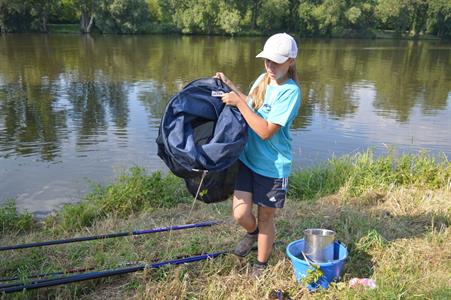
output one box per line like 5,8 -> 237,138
235,161 -> 288,208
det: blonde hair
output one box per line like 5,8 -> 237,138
249,63 -> 299,110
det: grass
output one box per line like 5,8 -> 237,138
48,24 -> 79,34
0,151 -> 450,299
47,167 -> 192,231
0,201 -> 33,234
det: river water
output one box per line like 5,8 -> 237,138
0,34 -> 450,215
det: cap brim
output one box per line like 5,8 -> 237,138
256,50 -> 288,64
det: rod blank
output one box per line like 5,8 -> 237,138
0,220 -> 221,251
1,252 -> 226,294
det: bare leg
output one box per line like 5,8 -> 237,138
232,191 -> 257,232
257,206 -> 277,263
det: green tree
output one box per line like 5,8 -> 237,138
0,0 -> 30,33
375,0 -> 429,37
156,0 -> 175,24
343,2 -> 376,34
312,0 -> 346,36
95,0 -> 152,34
258,0 -> 290,32
173,0 -> 219,33
76,0 -> 96,33
146,0 -> 161,22
50,0 -> 78,24
427,0 -> 451,37
286,0 -> 300,31
217,2 -> 241,35
409,0 -> 429,37
0,0 -> 56,33
29,0 -> 58,32
250,0 -> 263,30
298,1 -> 318,36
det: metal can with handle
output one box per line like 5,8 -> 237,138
303,228 -> 336,262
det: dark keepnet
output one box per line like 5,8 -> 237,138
157,78 -> 248,203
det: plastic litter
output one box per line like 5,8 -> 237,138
349,278 -> 376,289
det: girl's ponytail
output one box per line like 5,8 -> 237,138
249,74 -> 270,110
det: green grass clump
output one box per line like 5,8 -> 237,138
0,200 -> 34,233
289,150 -> 450,201
288,156 -> 352,201
57,167 -> 191,230
345,151 -> 449,195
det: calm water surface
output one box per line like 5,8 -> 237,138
0,34 -> 450,215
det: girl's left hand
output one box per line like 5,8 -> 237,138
221,91 -> 243,107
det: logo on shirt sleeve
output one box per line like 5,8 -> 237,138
261,103 -> 271,113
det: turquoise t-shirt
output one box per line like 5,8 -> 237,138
240,74 -> 301,178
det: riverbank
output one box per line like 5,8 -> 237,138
1,151 -> 450,299
46,24 -> 443,40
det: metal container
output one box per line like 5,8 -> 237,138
303,228 -> 336,263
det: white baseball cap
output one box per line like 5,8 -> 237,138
256,33 -> 298,64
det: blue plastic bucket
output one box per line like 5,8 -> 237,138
286,239 -> 348,291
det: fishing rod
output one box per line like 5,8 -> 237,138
0,220 -> 221,251
0,250 -> 216,284
0,261 -> 143,289
0,251 -> 226,294
0,266 -> 96,284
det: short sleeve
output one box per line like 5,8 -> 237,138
267,87 -> 301,127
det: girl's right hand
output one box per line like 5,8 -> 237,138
214,72 -> 231,86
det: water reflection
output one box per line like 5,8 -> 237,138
0,34 -> 450,212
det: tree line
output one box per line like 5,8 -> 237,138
0,0 -> 450,37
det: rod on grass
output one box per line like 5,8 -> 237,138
0,252 -> 211,285
0,267 -> 94,283
0,262 -> 142,289
0,220 -> 221,251
0,251 -> 226,294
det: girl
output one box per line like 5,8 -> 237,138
215,33 -> 301,277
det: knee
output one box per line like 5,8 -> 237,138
233,210 -> 252,224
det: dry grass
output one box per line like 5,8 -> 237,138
1,152 -> 450,299
2,186 -> 449,299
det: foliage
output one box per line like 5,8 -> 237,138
289,150 -> 450,201
427,0 -> 451,37
288,157 -> 352,201
173,0 -> 219,34
375,0 -> 408,31
57,167 -> 191,230
0,0 -> 450,37
300,263 -> 324,286
258,0 -> 290,31
0,200 -> 33,233
217,2 -> 241,35
50,0 -> 78,24
95,0 -> 152,33
146,0 -> 161,22
0,0 -> 57,33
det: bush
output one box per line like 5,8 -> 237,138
95,0 -> 152,34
